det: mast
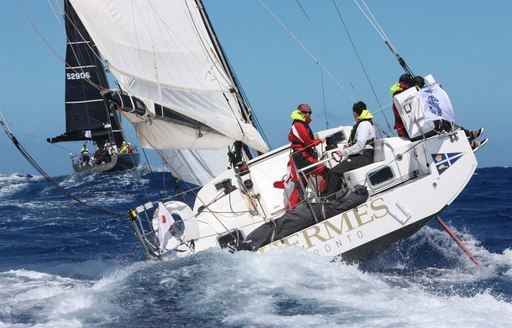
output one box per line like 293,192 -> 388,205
194,0 -> 268,156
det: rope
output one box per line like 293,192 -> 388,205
19,0 -> 108,93
0,113 -> 126,218
258,0 -> 356,102
320,68 -> 329,130
261,0 -> 396,137
331,0 -> 392,136
353,0 -> 414,76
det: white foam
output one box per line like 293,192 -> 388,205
1,235 -> 511,327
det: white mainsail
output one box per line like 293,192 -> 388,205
69,0 -> 269,185
161,148 -> 231,187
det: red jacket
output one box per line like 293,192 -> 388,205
391,83 -> 410,138
288,117 -> 321,152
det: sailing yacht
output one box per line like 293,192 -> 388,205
47,0 -> 140,173
68,0 -> 485,261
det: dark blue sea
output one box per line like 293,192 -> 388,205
1,167 -> 511,327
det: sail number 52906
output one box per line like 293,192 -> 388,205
66,72 -> 91,80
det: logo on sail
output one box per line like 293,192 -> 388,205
432,152 -> 463,174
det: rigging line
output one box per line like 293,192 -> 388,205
332,0 -> 392,136
195,0 -> 260,131
0,113 -> 125,218
48,0 -> 106,93
294,0 -> 352,129
221,92 -> 250,144
258,0 -> 355,102
48,0 -> 63,29
122,118 -> 217,209
51,141 -> 79,154
16,0 -> 65,64
352,0 -> 385,42
199,189 -> 252,239
159,184 -> 203,203
295,0 -> 363,103
320,68 -> 329,129
117,117 -> 180,203
188,0 -> 232,88
354,0 -> 414,76
359,0 -> 396,54
372,103 -> 396,139
29,0 -> 106,94
295,0 -> 345,70
194,0 -> 269,146
106,111 -> 156,201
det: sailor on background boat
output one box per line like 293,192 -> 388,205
119,141 -> 135,155
80,143 -> 91,167
119,141 -> 128,154
104,140 -> 114,155
321,101 -> 376,198
94,142 -> 110,164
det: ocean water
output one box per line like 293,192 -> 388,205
0,167 -> 511,327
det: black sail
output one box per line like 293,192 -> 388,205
47,0 -> 122,146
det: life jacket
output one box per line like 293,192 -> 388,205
389,82 -> 410,96
390,82 -> 412,137
348,109 -> 375,147
288,110 -> 315,153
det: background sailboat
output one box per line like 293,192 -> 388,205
46,0 -> 139,173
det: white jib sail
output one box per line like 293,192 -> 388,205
69,0 -> 269,185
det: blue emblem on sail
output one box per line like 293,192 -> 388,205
432,152 -> 463,174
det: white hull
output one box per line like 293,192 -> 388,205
261,133 -> 474,259
132,127 -> 477,261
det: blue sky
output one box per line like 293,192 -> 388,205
0,0 -> 510,176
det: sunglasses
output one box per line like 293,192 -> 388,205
301,111 -> 312,115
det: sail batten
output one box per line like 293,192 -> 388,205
66,99 -> 104,105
